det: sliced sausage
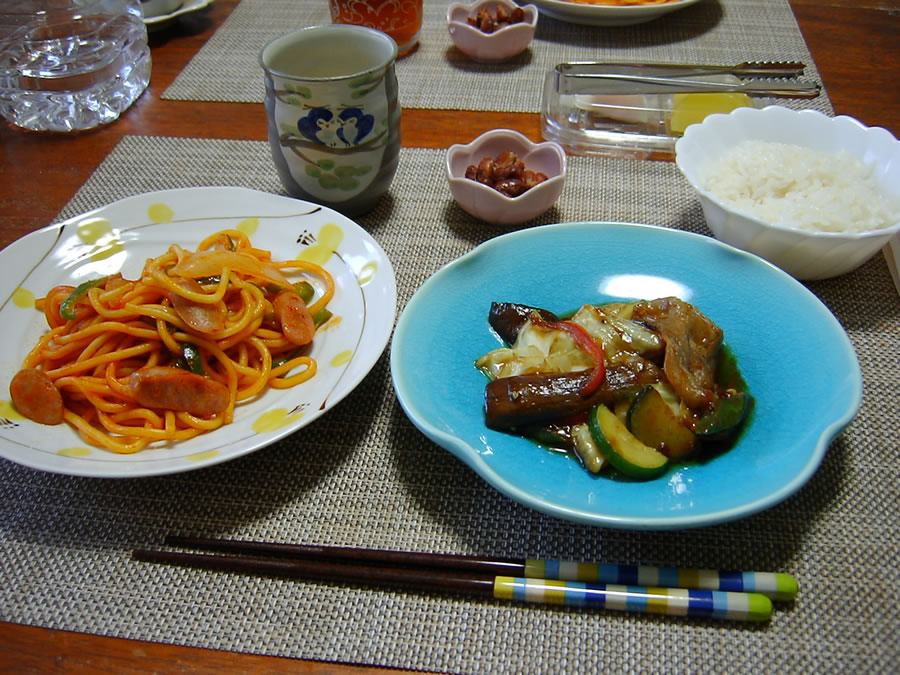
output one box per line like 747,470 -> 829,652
129,366 -> 229,417
273,290 -> 315,347
9,368 -> 64,425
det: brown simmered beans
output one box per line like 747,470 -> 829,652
464,151 -> 549,198
466,6 -> 527,34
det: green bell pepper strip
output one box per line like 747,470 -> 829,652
312,307 -> 332,327
193,275 -> 221,286
180,343 -> 205,375
59,277 -> 107,320
293,281 -> 315,304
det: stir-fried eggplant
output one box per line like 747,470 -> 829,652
484,359 -> 661,430
488,302 -> 559,345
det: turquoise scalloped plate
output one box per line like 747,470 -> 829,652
390,222 -> 861,529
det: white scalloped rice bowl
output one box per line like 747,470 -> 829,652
447,129 -> 566,225
675,106 -> 900,280
447,0 -> 539,63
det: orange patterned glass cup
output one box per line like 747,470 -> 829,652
328,0 -> 423,57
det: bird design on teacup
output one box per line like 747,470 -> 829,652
297,106 -> 375,147
336,107 -> 374,146
297,107 -> 341,147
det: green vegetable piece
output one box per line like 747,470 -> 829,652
59,277 -> 107,320
716,344 -> 748,393
588,403 -> 669,480
627,387 -> 697,459
526,426 -> 571,450
194,275 -> 222,286
293,281 -> 315,304
272,350 -> 300,369
694,392 -> 753,442
312,307 -> 332,327
180,343 -> 204,375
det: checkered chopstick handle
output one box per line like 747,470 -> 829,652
525,559 -> 798,601
494,577 -> 773,622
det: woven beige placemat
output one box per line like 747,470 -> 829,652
162,0 -> 832,115
2,136 -> 897,673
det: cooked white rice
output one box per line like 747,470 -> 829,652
703,140 -> 899,233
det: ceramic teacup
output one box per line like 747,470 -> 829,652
259,24 -> 401,217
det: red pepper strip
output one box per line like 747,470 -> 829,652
531,316 -> 606,396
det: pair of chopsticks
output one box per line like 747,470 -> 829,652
133,535 -> 798,623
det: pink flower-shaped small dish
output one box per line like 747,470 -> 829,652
447,0 -> 539,63
447,129 -> 566,225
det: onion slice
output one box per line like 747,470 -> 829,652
171,250 -> 291,290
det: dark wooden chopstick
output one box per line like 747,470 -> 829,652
164,534 -> 525,576
132,537 -> 776,622
133,547 -> 494,596
159,535 -> 797,602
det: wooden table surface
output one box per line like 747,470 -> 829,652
1,0 -> 898,671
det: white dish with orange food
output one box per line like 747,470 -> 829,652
530,0 -> 702,26
142,0 -> 214,30
0,187 -> 396,478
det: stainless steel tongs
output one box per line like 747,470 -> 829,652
558,61 -> 808,78
553,61 -> 821,99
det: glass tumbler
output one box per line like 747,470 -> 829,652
0,0 -> 151,132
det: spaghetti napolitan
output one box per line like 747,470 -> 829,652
9,230 -> 334,454
561,1 -> 678,5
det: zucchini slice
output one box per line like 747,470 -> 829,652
694,392 -> 753,442
716,344 -> 749,393
588,403 -> 669,480
627,386 -> 697,459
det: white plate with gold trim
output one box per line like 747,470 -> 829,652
0,187 -> 396,477
143,0 -> 215,29
530,0 -> 702,26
